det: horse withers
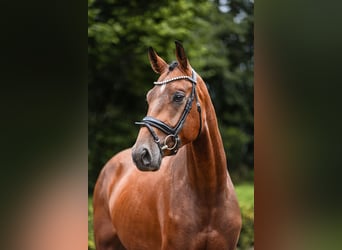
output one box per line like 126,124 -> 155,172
93,41 -> 242,250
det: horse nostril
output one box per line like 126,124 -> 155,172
141,148 -> 152,166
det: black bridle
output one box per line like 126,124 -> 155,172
135,69 -> 202,155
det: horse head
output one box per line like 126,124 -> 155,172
132,41 -> 203,171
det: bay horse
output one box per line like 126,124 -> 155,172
93,41 -> 241,250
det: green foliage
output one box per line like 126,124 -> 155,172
239,204 -> 254,249
236,183 -> 254,249
222,127 -> 251,171
88,197 -> 95,250
88,0 -> 254,192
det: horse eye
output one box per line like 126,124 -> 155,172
173,92 -> 185,103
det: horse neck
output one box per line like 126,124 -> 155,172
184,83 -> 229,197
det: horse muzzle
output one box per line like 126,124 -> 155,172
132,143 -> 162,171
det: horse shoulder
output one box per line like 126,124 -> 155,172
106,151 -> 167,250
93,148 -> 134,250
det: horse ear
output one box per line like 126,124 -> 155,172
148,47 -> 168,74
175,41 -> 190,73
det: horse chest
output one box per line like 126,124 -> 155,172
164,204 -> 230,245
163,220 -> 230,250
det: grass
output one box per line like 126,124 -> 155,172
235,183 -> 254,249
88,197 -> 95,250
235,182 -> 254,208
88,183 -> 254,250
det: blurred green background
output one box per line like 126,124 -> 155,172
88,0 -> 253,249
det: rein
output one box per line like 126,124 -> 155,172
135,69 -> 202,155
